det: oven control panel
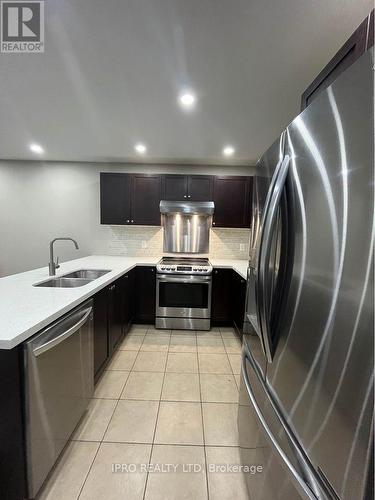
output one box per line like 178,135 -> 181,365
157,261 -> 212,275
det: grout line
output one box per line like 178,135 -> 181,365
111,396 -> 238,404
197,340 -> 210,500
72,438 -> 245,449
141,328 -> 171,500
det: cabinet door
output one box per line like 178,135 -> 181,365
232,271 -> 247,335
108,280 -> 124,353
301,14 -> 368,110
135,266 -> 156,323
213,176 -> 250,228
131,174 -> 162,225
0,349 -> 28,500
163,175 -> 188,201
367,10 -> 374,50
100,173 -> 131,224
211,268 -> 233,325
93,288 -> 109,378
123,272 -> 132,335
188,175 -> 213,201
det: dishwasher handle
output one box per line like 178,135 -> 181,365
33,307 -> 92,357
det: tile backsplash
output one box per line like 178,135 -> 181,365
95,226 -> 250,259
209,228 -> 250,259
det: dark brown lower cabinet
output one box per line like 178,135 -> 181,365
0,347 -> 27,500
93,288 -> 109,379
232,271 -> 247,335
135,266 -> 156,323
211,268 -> 234,325
123,270 -> 135,334
108,279 -> 124,353
211,268 -> 247,334
93,270 -> 135,380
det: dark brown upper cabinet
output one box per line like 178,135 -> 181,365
131,174 -> 162,225
163,175 -> 188,201
100,173 -> 131,225
162,174 -> 213,201
188,175 -> 213,201
213,176 -> 251,228
301,9 -> 373,110
100,173 -> 162,226
101,172 -> 252,228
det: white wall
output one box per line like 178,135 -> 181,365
0,161 -> 254,277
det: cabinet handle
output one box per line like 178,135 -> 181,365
184,195 -> 187,198
131,220 -> 134,223
126,220 -> 130,223
213,222 -> 216,225
188,195 -> 191,198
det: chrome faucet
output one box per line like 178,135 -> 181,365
49,238 -> 79,276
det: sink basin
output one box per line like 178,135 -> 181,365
34,278 -> 93,288
61,269 -> 111,279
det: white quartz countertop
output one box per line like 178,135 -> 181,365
0,255 -> 248,349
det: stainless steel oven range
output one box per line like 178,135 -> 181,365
155,257 -> 212,330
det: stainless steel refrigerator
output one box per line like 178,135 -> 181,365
238,48 -> 374,500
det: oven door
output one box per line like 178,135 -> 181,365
156,274 -> 212,319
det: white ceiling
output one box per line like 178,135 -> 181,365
0,0 -> 372,164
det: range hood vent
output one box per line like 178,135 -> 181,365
160,200 -> 214,254
160,200 -> 214,216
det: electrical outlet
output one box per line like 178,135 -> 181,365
240,243 -> 245,252
141,241 -> 147,249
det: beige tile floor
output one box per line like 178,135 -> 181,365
39,325 -> 249,500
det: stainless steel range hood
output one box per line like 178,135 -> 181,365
160,201 -> 214,253
160,201 -> 214,216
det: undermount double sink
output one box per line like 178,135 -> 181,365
34,269 -> 111,288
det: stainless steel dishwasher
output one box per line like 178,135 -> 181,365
23,300 -> 94,498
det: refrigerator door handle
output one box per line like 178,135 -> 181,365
241,347 -> 319,500
257,154 -> 290,362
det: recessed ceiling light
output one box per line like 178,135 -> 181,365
223,145 -> 235,157
29,143 -> 44,154
134,143 -> 147,154
178,92 -> 196,109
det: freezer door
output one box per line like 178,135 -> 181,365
266,49 -> 374,500
238,342 -> 330,500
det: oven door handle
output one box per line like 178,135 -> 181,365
157,275 -> 211,284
